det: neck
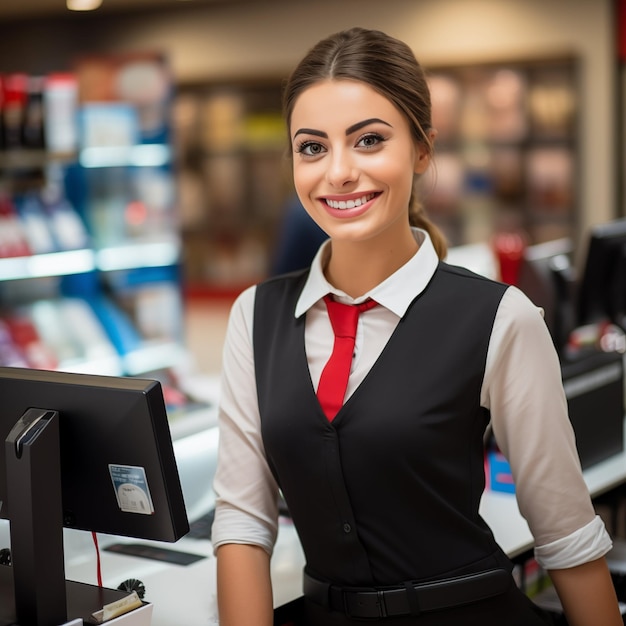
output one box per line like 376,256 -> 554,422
324,227 -> 419,298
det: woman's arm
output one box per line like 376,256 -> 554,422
549,556 -> 622,626
217,543 -> 274,626
213,289 -> 279,625
485,289 -> 620,623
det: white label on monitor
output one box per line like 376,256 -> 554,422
109,464 -> 155,515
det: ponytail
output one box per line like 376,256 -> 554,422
409,199 -> 447,260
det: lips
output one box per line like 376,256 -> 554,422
324,193 -> 376,210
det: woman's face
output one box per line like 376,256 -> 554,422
289,79 -> 431,246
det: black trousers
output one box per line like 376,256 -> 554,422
298,583 -> 555,626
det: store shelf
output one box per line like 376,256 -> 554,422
423,56 -> 579,246
0,249 -> 95,281
96,238 -> 181,272
55,353 -> 123,377
79,144 -> 171,169
0,238 -> 181,282
0,150 -> 76,171
122,341 -> 187,377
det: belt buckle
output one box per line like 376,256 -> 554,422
343,589 -> 387,620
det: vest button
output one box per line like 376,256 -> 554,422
343,523 -> 352,533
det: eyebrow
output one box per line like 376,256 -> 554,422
346,118 -> 392,135
292,118 -> 392,141
293,128 -> 327,140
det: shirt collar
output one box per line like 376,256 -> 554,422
294,228 -> 440,318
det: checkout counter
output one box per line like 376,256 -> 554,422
45,412 -> 626,626
0,360 -> 614,626
0,355 -> 624,625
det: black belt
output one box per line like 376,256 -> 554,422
303,568 -> 511,620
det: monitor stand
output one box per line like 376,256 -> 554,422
4,408 -> 67,625
2,409 -> 151,626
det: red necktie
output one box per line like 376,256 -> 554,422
317,294 -> 378,421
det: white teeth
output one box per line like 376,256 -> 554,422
326,194 -> 374,210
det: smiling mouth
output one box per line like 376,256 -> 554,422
324,193 -> 376,210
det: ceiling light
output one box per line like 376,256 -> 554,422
67,0 -> 103,11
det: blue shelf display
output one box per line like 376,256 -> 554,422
0,54 -> 187,378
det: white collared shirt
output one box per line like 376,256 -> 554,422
212,229 -> 611,570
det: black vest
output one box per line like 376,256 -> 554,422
254,263 -> 511,587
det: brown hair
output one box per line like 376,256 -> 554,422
283,26 -> 447,259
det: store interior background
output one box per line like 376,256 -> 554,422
0,0 -> 621,389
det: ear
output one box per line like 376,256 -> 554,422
413,128 -> 437,175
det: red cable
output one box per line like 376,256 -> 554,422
92,531 -> 103,587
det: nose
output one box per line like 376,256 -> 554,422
326,149 -> 357,188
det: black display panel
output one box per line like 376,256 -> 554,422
0,366 -> 189,625
577,217 -> 626,331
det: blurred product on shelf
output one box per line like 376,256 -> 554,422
22,75 -> 45,150
0,194 -> 31,257
40,178 -> 91,251
7,187 -> 90,255
1,73 -> 28,151
0,71 -> 79,155
0,52 -> 198,391
0,319 -> 29,367
75,51 -> 172,145
43,73 -> 79,155
2,309 -> 58,370
14,192 -> 58,254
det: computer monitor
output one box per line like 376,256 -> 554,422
577,217 -> 626,331
516,237 -> 575,358
0,366 -> 189,626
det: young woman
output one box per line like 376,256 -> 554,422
212,27 -> 622,625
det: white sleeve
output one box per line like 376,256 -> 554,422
482,286 -> 612,569
211,285 -> 280,555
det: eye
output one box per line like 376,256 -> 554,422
295,140 -> 326,157
356,133 -> 385,149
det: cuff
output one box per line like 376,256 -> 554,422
211,506 -> 276,557
534,515 -> 613,570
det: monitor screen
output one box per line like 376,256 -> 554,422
516,237 -> 575,357
577,218 -> 626,330
0,366 -> 189,625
